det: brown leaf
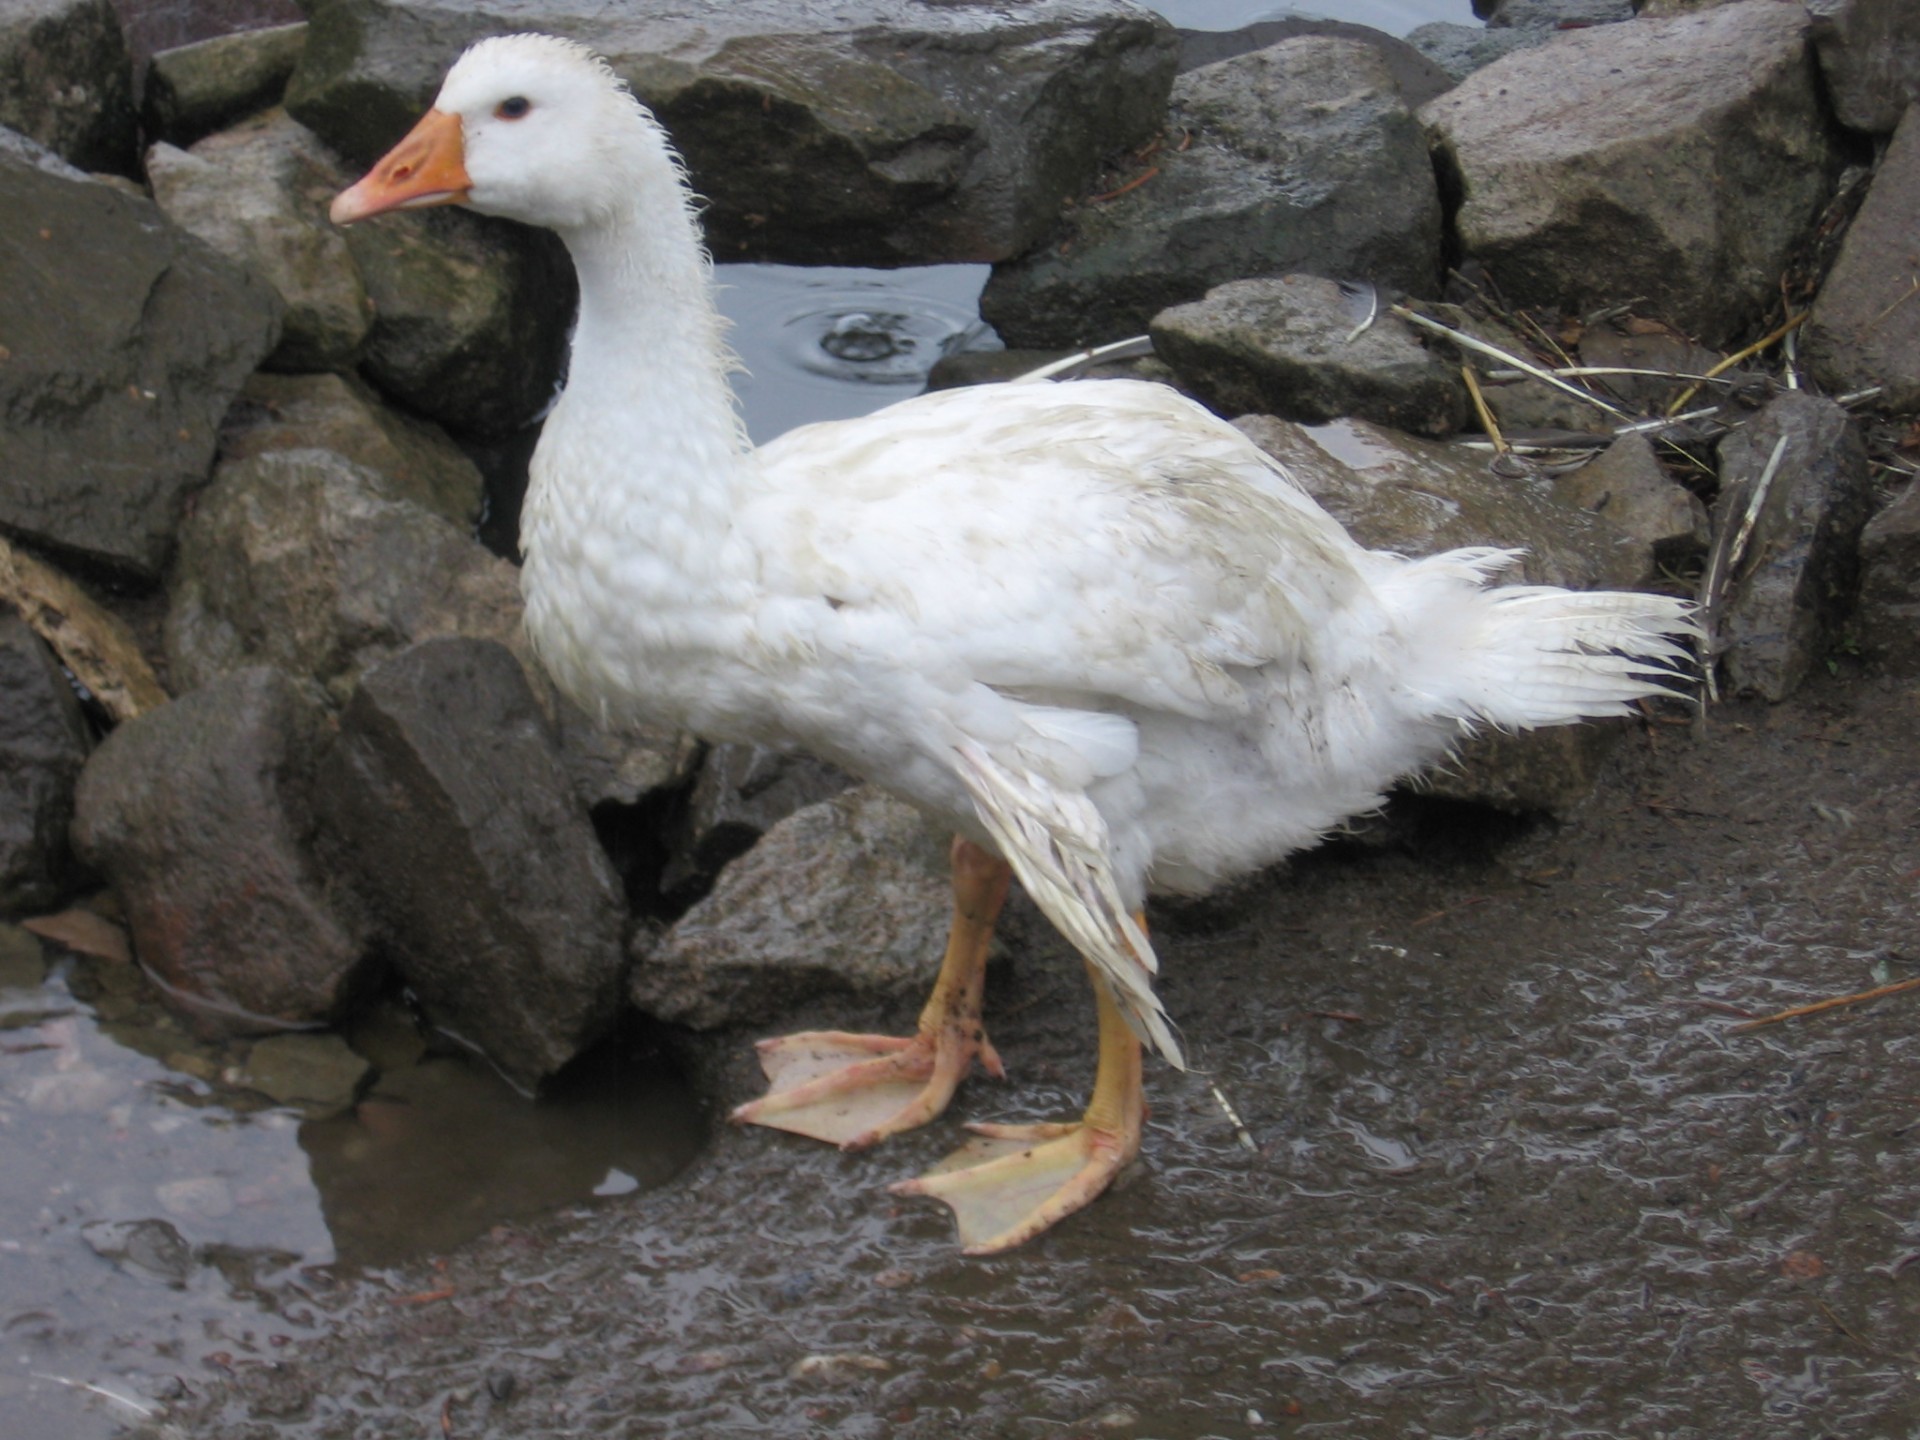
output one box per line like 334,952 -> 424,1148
22,908 -> 132,965
0,535 -> 168,722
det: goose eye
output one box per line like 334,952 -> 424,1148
495,96 -> 531,120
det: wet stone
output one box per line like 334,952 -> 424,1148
155,1175 -> 234,1221
1855,479 -> 1920,670
636,785 -> 952,1031
1804,106 -> 1920,412
1152,275 -> 1467,436
315,637 -> 627,1089
143,22 -> 309,147
80,1217 -> 194,1287
1550,431 -> 1711,578
239,1032 -> 371,1116
0,131 -> 283,580
0,611 -> 91,915
70,665 -> 373,1029
1709,392 -> 1874,701
1420,2 -> 1839,346
984,34 -> 1441,347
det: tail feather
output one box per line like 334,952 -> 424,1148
1392,556 -> 1701,731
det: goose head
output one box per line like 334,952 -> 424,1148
331,34 -> 683,234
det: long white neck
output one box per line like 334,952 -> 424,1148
529,140 -> 750,574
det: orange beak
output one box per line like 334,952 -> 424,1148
330,108 -> 471,225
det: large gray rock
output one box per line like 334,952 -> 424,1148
1550,432 -> 1710,576
143,22 -> 309,147
0,0 -> 136,174
984,34 -> 1443,348
1809,0 -> 1920,136
164,449 -> 522,705
342,199 -> 574,437
634,785 -> 952,1031
69,666 -> 372,1029
218,370 -> 484,527
315,637 -> 628,1089
1420,1 -> 1839,346
1804,106 -> 1920,412
1235,413 -> 1661,812
0,131 -> 283,581
0,611 -> 90,914
146,109 -> 370,374
1708,393 -> 1874,701
287,0 -> 1178,266
1856,480 -> 1920,670
1152,275 -> 1467,437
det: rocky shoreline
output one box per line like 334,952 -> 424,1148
1,0 -> 1917,1179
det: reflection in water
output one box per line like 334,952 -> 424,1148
301,1027 -> 704,1268
0,945 -> 703,1438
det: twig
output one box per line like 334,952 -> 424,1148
1665,311 -> 1805,416
1461,363 -> 1507,453
1697,431 -> 1791,702
1728,975 -> 1920,1033
1391,306 -> 1633,419
1089,165 -> 1158,203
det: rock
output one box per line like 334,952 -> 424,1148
343,199 -> 574,437
662,744 -> 855,899
314,638 -> 627,1089
1404,22 -> 1546,82
1175,18 -> 1456,107
1856,480 -> 1920,669
240,1031 -> 371,1115
143,22 -> 309,147
983,35 -> 1442,348
1804,107 -> 1920,412
1234,413 -> 1661,812
1151,276 -> 1468,436
146,109 -> 370,374
1420,2 -> 1839,346
1414,304 -> 1615,438
1708,393 -> 1874,701
164,449 -> 522,705
1488,0 -> 1635,27
70,666 -> 373,1029
219,371 -> 484,527
286,0 -> 1177,266
0,0 -> 136,174
81,1217 -> 194,1286
1574,324 -> 1729,415
1235,413 -> 1653,590
1808,0 -> 1920,136
1550,432 -> 1711,576
635,786 -> 952,1031
0,129 -> 283,581
0,611 -> 90,914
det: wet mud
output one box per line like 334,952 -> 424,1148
144,666 -> 1920,1439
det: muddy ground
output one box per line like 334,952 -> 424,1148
147,665 -> 1920,1439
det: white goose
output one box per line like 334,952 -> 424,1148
333,34 -> 1696,1255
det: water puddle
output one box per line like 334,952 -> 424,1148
715,263 -> 1000,444
0,926 -> 701,1439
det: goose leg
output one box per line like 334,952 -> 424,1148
890,941 -> 1146,1255
729,836 -> 1011,1150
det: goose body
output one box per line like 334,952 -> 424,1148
335,34 -> 1696,1253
